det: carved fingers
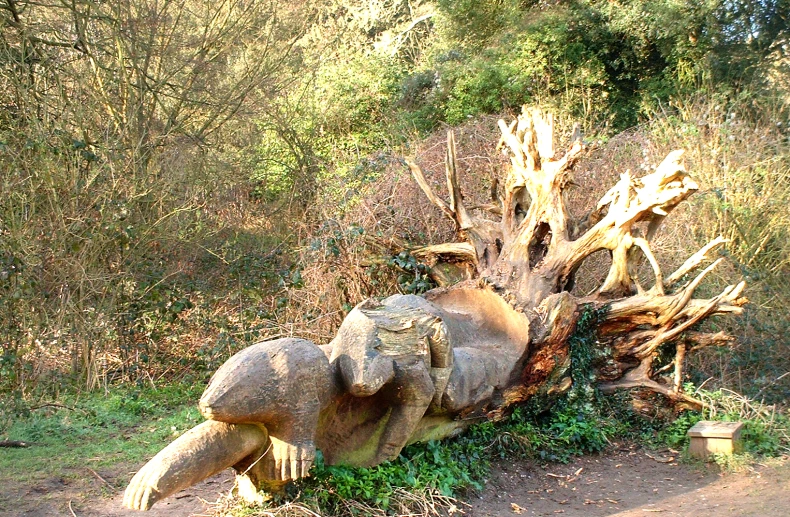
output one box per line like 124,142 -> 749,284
123,461 -> 164,511
268,437 -> 315,481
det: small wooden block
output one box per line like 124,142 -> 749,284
687,421 -> 743,459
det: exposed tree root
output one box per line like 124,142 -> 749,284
406,106 -> 747,410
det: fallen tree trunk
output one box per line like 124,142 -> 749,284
125,107 -> 746,510
407,107 -> 745,411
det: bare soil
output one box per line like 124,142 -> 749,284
2,445 -> 787,516
1,468 -> 236,517
468,444 -> 790,517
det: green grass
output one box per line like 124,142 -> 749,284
0,380 -> 206,485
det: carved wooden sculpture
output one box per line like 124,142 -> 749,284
124,108 -> 745,510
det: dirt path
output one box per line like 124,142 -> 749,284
3,468 -> 236,517
3,446 -> 788,516
468,445 -> 790,516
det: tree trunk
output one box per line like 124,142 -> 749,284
125,107 -> 748,510
407,107 -> 746,411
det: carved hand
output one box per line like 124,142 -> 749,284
269,436 -> 316,480
123,460 -> 165,511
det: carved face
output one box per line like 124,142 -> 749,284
330,307 -> 395,397
335,351 -> 394,397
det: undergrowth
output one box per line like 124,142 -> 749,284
271,401 -> 625,517
245,390 -> 788,516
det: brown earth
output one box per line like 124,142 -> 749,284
2,468 -> 236,517
468,445 -> 790,517
2,446 -> 788,516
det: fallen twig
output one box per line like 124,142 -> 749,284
29,403 -> 77,412
87,467 -> 115,491
645,452 -> 675,463
0,440 -> 31,448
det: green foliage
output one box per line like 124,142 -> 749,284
393,0 -> 790,132
654,411 -> 704,450
435,0 -> 527,47
393,12 -> 610,130
496,403 -> 618,464
388,252 -> 436,294
295,432 -> 491,511
250,49 -> 404,208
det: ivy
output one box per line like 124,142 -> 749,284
388,252 -> 436,295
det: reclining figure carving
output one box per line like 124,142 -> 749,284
124,288 -> 533,510
124,106 -> 749,513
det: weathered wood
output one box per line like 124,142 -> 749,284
126,106 -> 746,510
125,289 -> 533,510
688,421 -> 744,458
404,106 -> 746,408
124,421 -> 269,511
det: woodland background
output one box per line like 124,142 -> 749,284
1,0 -> 789,411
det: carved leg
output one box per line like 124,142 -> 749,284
375,360 -> 434,463
426,320 -> 453,412
123,421 -> 267,510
